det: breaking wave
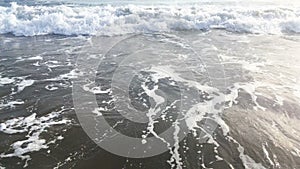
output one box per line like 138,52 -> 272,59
0,2 -> 300,36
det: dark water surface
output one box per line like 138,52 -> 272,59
1,31 -> 300,169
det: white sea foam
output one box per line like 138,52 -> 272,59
228,136 -> 266,169
45,84 -> 59,91
0,76 -> 15,86
92,107 -> 104,116
0,108 -> 71,167
262,143 -> 274,167
16,79 -> 35,93
145,63 -> 271,168
60,69 -> 84,79
83,82 -> 112,94
0,100 -> 24,109
0,75 -> 35,95
27,55 -> 43,60
0,2 -> 300,36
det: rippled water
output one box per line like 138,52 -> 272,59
1,1 -> 300,169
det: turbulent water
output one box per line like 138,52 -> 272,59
1,2 -> 300,36
1,1 -> 300,169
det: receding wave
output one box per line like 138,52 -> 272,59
0,2 -> 300,36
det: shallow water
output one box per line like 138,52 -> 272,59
1,1 -> 300,169
0,30 -> 300,169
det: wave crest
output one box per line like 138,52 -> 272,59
0,2 -> 300,36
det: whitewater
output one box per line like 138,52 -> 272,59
1,1 -> 300,169
0,2 -> 300,36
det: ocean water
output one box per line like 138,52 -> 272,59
0,1 -> 300,169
